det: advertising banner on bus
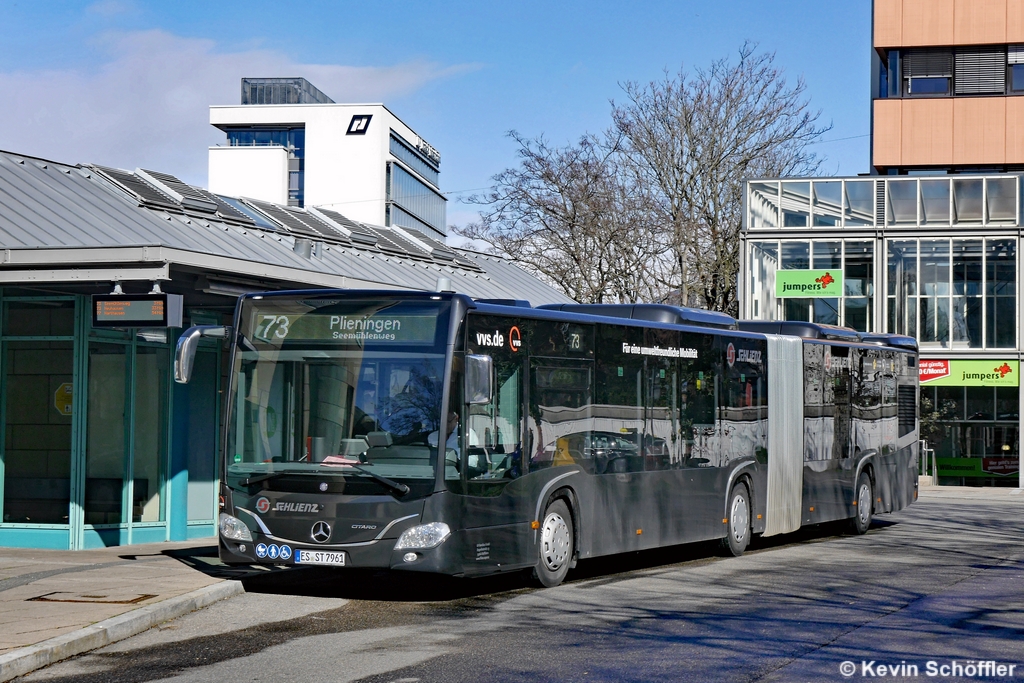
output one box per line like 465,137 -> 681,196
919,359 -> 1019,387
774,270 -> 843,298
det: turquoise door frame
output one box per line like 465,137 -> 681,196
0,291 -> 222,549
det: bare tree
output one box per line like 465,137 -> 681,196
458,43 -> 828,311
612,42 -> 829,314
457,132 -> 669,303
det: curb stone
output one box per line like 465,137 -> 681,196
0,580 -> 244,682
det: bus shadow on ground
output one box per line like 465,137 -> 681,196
167,518 -> 899,602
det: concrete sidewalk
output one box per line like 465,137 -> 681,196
919,484 -> 1024,499
0,540 -> 252,681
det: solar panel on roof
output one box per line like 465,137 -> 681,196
195,190 -> 256,226
91,165 -> 180,212
314,208 -> 379,245
396,226 -> 483,270
244,200 -> 323,239
399,227 -> 458,260
244,200 -> 351,246
296,210 -> 352,246
365,226 -> 430,258
214,195 -> 279,229
137,169 -> 218,214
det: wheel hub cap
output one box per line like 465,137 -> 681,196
859,484 -> 871,525
731,494 -> 748,542
541,512 -> 570,571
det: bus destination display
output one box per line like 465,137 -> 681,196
251,312 -> 437,344
92,293 -> 184,328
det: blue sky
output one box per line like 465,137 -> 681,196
0,0 -> 871,229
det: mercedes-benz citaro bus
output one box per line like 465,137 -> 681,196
174,290 -> 920,587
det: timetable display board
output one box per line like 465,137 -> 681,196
92,293 -> 184,328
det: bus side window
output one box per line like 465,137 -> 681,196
679,333 -> 717,466
530,363 -> 594,472
468,358 -> 523,482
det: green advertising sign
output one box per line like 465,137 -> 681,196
775,270 -> 844,298
936,456 -> 1018,478
919,359 -> 1019,387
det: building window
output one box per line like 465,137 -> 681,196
389,132 -> 439,188
747,179 -> 878,229
955,46 -> 1006,95
1010,46 -> 1024,92
225,127 -> 305,207
748,181 -> 779,228
903,48 -> 952,96
887,238 -> 1016,348
387,162 -> 446,235
747,239 -> 874,331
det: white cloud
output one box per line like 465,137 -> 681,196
0,30 -> 473,186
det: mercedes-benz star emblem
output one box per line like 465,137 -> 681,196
311,521 -> 331,544
319,482 -> 328,492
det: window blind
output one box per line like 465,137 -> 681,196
902,49 -> 953,78
1009,45 -> 1024,64
955,46 -> 1007,94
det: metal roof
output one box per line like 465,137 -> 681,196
0,150 -> 572,305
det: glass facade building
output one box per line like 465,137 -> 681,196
0,293 -> 222,548
385,131 -> 445,235
742,174 -> 1023,487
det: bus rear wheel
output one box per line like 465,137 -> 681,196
533,499 -> 573,587
851,472 -> 873,535
720,483 -> 751,557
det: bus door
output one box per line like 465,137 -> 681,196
643,328 -> 687,545
803,343 -> 842,519
831,346 -> 855,507
588,325 -> 648,554
675,332 -> 722,540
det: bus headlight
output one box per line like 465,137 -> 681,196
219,513 -> 253,542
394,522 -> 450,550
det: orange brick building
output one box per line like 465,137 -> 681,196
872,0 -> 1024,172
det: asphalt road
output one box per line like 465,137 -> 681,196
21,488 -> 1024,683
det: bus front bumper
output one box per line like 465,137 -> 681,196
219,533 -> 462,574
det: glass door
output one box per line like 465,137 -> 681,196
85,343 -> 128,526
82,337 -> 169,545
132,346 -> 167,524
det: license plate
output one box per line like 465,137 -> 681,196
295,550 -> 346,566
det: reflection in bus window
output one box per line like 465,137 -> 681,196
530,364 -> 593,472
592,326 -> 644,474
465,357 -> 523,484
645,328 -> 678,471
721,338 -> 768,466
680,333 -> 719,467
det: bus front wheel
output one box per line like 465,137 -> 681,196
851,472 -> 873,535
533,499 -> 573,587
720,483 -> 751,557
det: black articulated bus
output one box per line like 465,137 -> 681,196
174,290 -> 920,587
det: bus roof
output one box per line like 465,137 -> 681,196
537,303 -> 737,330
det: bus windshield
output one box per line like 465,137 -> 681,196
225,297 -> 451,496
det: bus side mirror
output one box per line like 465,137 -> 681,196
465,354 -> 493,405
174,325 -> 232,384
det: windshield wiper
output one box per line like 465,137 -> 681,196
325,463 -> 410,495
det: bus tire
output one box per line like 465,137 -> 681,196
533,499 -> 573,587
720,483 -> 751,557
851,471 -> 873,535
